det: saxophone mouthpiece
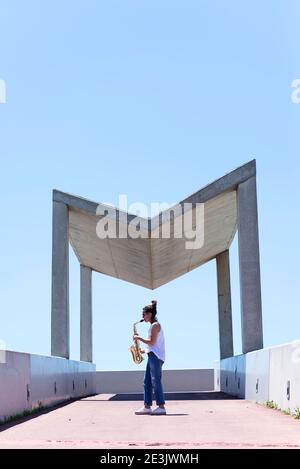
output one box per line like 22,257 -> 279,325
140,319 -> 144,322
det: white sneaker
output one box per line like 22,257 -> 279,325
151,406 -> 166,415
135,406 -> 152,415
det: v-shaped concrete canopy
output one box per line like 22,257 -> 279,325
52,158 -> 263,362
53,160 -> 256,290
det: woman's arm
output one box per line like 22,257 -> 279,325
134,323 -> 160,346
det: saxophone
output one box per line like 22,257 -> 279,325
129,319 -> 144,364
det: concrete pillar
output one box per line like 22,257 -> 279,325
216,250 -> 234,359
51,201 -> 69,358
237,176 -> 263,353
80,265 -> 93,363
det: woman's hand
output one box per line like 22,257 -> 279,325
134,335 -> 145,344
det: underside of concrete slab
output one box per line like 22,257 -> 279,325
53,160 -> 256,290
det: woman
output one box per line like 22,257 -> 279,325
134,300 -> 166,415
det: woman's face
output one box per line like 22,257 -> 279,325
142,311 -> 151,323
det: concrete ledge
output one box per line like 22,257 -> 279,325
0,350 -> 96,421
216,339 -> 300,412
95,369 -> 214,394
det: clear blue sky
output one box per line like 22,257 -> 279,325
0,1 -> 299,371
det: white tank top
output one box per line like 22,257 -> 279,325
146,322 -> 165,362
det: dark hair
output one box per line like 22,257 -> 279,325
143,300 -> 157,323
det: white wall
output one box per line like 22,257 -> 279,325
217,339 -> 300,413
95,369 -> 214,394
0,350 -> 96,421
0,351 -> 31,420
245,348 -> 270,403
219,354 -> 245,399
268,341 -> 300,411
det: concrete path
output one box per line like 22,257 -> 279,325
0,393 -> 300,449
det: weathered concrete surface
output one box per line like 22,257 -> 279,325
0,393 -> 300,449
216,250 -> 233,359
51,201 -> 69,359
0,350 -> 96,421
217,340 -> 300,415
237,175 -> 263,353
53,161 -> 258,290
95,369 -> 214,394
68,190 -> 237,289
80,265 -> 93,363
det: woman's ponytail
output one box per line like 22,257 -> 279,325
143,300 -> 158,322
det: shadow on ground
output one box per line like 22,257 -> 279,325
85,391 -> 238,401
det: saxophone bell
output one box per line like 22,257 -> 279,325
130,319 -> 144,364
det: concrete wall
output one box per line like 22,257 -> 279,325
268,341 -> 300,412
0,351 -> 31,421
95,369 -> 214,394
0,350 -> 96,421
245,348 -> 270,403
217,340 -> 300,413
219,354 -> 246,399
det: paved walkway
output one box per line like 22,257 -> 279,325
0,393 -> 300,449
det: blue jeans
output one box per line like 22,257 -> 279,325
144,352 -> 165,406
